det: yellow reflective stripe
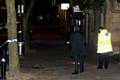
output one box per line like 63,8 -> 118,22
97,46 -> 112,53
97,43 -> 112,53
99,41 -> 109,44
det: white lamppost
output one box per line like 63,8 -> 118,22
61,3 -> 70,33
61,3 -> 70,19
17,4 -> 24,56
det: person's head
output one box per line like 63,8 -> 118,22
99,26 -> 108,33
99,26 -> 108,30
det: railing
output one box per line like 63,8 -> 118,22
0,38 -> 23,79
0,40 -> 9,80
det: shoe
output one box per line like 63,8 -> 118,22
104,65 -> 108,69
72,72 -> 79,74
80,70 -> 84,73
0,77 -> 6,79
97,66 -> 103,69
104,66 -> 108,70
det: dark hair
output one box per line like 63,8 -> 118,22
99,27 -> 107,29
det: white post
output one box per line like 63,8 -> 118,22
18,42 -> 23,56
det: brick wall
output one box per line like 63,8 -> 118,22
106,0 -> 120,53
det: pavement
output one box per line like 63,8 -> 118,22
17,45 -> 120,80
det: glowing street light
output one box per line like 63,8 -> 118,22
61,3 -> 70,10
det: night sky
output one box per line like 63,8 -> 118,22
33,0 -> 52,15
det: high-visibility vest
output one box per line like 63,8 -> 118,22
97,29 -> 113,53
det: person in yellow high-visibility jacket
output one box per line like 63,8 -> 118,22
97,27 -> 113,69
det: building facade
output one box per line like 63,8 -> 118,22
106,0 -> 120,53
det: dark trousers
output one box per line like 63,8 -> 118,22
97,53 -> 110,69
74,55 -> 84,72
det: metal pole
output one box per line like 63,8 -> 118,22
64,10 -> 68,33
0,49 -> 7,80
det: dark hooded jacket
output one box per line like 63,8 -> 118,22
70,31 -> 86,57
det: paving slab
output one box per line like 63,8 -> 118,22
19,47 -> 120,80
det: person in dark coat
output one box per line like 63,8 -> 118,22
70,26 -> 86,74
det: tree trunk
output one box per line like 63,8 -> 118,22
5,0 -> 20,74
23,0 -> 35,53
